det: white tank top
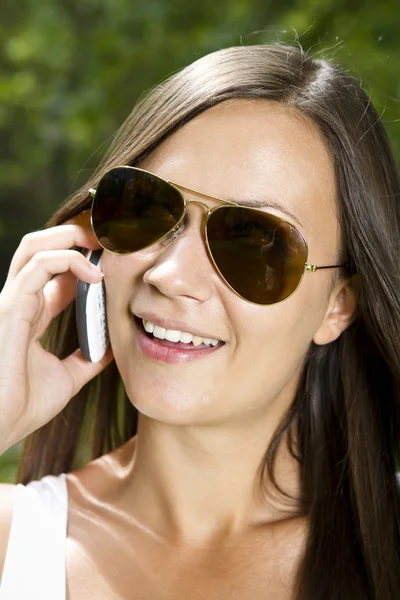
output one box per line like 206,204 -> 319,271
1,470 -> 399,599
0,473 -> 68,600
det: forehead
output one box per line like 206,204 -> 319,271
139,99 -> 339,250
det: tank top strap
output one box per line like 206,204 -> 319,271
0,473 -> 68,600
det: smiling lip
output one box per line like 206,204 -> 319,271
134,311 -> 223,342
134,317 -> 224,364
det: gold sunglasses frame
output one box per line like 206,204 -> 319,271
88,166 -> 347,305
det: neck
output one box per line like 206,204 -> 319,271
113,413 -> 304,547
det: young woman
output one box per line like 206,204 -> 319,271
0,44 -> 399,600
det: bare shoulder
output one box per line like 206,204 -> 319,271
0,483 -> 18,580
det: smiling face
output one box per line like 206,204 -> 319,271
101,99 -> 348,428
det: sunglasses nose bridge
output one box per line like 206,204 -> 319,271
182,199 -> 212,238
184,198 -> 211,218
176,199 -> 215,260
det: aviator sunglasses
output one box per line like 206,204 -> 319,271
88,166 -> 347,305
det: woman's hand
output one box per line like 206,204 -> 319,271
0,220 -> 114,454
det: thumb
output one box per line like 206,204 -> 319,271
62,344 -> 115,396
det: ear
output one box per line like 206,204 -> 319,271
313,275 -> 359,345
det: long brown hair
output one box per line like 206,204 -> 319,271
15,44 -> 400,599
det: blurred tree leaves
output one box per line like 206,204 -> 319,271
0,0 -> 399,481
0,0 -> 398,250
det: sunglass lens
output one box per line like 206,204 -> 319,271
91,167 -> 184,253
206,207 -> 307,304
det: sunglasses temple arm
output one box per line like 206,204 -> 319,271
305,264 -> 349,272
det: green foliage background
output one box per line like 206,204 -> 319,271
1,0 -> 399,483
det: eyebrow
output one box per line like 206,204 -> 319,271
226,197 -> 304,229
169,179 -> 304,230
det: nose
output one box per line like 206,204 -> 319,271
142,200 -> 216,302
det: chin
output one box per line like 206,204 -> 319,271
126,385 -> 218,425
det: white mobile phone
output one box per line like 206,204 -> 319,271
76,249 -> 109,363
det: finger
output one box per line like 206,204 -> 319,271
5,250 -> 103,321
5,222 -> 102,285
42,270 -> 82,320
62,344 -> 115,397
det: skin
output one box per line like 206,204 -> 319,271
64,99 -> 358,599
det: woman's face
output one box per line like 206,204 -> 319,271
102,99 -> 343,427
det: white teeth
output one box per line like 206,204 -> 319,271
165,329 -> 181,342
192,336 -> 204,347
179,331 -> 193,343
153,325 -> 166,340
144,321 -> 154,333
142,320 -> 220,347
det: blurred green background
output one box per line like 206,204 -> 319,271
1,0 -> 399,483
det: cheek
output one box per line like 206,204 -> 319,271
101,252 -> 130,282
102,259 -> 126,318
101,255 -> 137,352
234,314 -> 306,397
101,252 -> 144,312
230,286 -> 328,402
